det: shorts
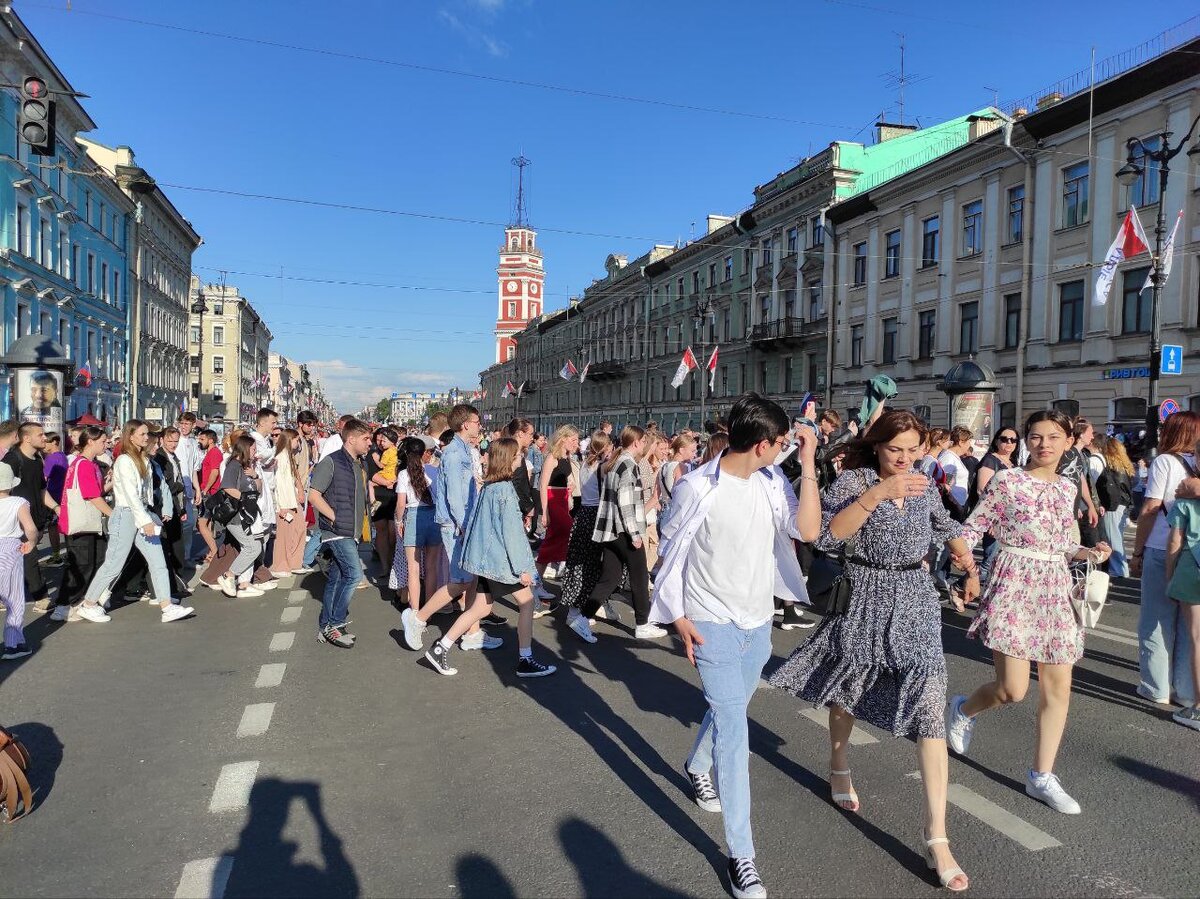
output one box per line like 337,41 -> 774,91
403,506 -> 439,548
440,524 -> 471,584
476,576 -> 522,600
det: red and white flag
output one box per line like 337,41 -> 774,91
706,346 -> 719,391
579,362 -> 591,383
1094,207 -> 1149,307
1142,209 -> 1183,294
502,380 -> 515,398
560,359 -> 578,380
671,346 -> 698,388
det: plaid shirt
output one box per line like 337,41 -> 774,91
592,453 -> 646,543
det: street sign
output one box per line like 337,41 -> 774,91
1161,344 -> 1184,375
1159,399 -> 1180,422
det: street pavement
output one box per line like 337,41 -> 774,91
0,555 -> 1197,898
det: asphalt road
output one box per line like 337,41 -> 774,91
1,555 -> 1197,899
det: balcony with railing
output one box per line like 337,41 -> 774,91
587,360 -> 627,381
749,316 -> 828,346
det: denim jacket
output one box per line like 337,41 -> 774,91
434,435 -> 477,532
459,479 -> 535,583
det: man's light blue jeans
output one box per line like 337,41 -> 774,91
1138,547 -> 1194,704
686,618 -> 773,860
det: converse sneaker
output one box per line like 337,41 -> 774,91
780,604 -> 816,630
728,857 -> 767,899
1025,771 -> 1081,814
78,604 -> 111,623
425,641 -> 457,676
944,695 -> 975,756
685,766 -> 721,812
634,623 -> 668,640
566,608 -> 597,643
460,631 -> 503,651
50,604 -> 71,622
161,604 -> 195,623
331,621 -> 357,644
515,655 -> 557,678
400,607 -> 426,651
1,644 -> 32,661
481,612 -> 507,627
318,624 -> 354,649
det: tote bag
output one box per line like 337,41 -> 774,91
63,457 -> 104,536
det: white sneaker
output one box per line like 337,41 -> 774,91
78,604 -> 110,623
460,631 -> 503,651
292,566 -> 316,575
161,604 -> 195,623
238,584 -> 265,598
533,584 -> 555,601
217,574 -> 237,598
945,695 -> 975,756
400,607 -> 426,651
567,609 -> 598,643
269,571 -> 292,579
50,605 -> 70,622
634,623 -> 668,640
1025,771 -> 1081,814
255,580 -> 278,591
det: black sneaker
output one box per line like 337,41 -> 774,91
684,765 -> 721,812
426,642 -> 458,676
1,643 -> 32,661
516,655 -> 557,678
481,612 -> 507,627
332,621 -> 357,644
728,857 -> 767,899
318,624 -> 354,649
780,604 -> 816,630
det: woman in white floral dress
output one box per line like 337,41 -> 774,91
945,410 -> 1111,817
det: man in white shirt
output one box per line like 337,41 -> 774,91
175,412 -> 202,562
317,414 -> 355,463
649,394 -> 820,899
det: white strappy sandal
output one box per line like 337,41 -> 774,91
829,769 -> 860,812
920,831 -> 969,892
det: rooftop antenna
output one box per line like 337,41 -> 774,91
881,33 -> 931,126
510,154 -> 531,227
984,85 -> 999,109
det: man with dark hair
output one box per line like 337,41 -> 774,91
307,417 -> 372,648
5,422 -> 58,609
175,412 -> 201,562
649,393 -> 821,899
318,414 -> 356,463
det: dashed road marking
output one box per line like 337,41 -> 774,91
908,772 -> 1060,850
288,589 -> 306,604
1084,627 -> 1138,648
269,632 -> 295,652
209,761 -> 259,813
174,856 -> 234,899
255,663 -> 286,688
236,703 -> 275,738
798,707 -> 880,745
280,606 -> 302,624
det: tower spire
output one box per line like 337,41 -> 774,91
511,154 -> 531,228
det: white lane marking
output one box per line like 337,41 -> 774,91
798,707 -> 879,745
288,589 -> 306,604
174,856 -> 234,899
907,773 -> 1060,850
1093,621 -> 1138,639
255,663 -> 286,689
269,632 -> 295,652
209,761 -> 259,813
236,703 -> 275,738
1084,627 -> 1139,648
280,606 -> 302,624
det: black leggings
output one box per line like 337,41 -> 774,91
586,534 -> 650,625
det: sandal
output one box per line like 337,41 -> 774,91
920,831 -> 969,892
830,769 -> 860,812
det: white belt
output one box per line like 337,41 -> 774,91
999,545 -> 1062,562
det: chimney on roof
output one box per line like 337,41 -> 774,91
875,122 -> 919,143
1036,92 -> 1064,110
968,117 -> 1001,141
707,214 -> 734,235
1012,107 -> 1029,119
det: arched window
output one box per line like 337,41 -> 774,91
1112,397 -> 1147,422
1051,399 -> 1080,418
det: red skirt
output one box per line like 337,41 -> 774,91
537,486 -> 572,564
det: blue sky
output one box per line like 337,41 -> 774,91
17,0 -> 1189,413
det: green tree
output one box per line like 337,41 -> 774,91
375,397 -> 391,421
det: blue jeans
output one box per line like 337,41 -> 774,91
84,507 -> 174,605
1138,547 -> 1195,704
440,524 -> 470,584
1101,505 -> 1128,578
686,619 -> 773,860
320,537 -> 362,630
303,528 -> 322,567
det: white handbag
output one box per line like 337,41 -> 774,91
1070,558 -> 1110,628
64,457 -> 104,536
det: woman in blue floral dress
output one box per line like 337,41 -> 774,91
945,410 -> 1112,818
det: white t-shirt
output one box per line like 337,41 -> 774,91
0,495 -> 28,539
318,433 -> 343,462
682,470 -> 775,629
1145,452 -> 1197,551
396,465 -> 439,507
938,449 -> 970,506
252,431 -> 276,490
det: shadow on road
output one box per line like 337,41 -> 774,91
1110,754 -> 1200,813
223,777 -> 359,898
559,816 -> 691,898
455,853 -> 517,899
2,721 -> 63,814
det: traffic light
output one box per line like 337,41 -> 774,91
19,75 -> 55,156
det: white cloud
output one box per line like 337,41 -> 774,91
306,359 -> 474,414
438,6 -> 509,57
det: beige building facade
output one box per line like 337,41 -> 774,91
188,277 -> 272,427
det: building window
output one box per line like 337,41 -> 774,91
918,309 -> 936,359
721,366 -> 729,396
760,294 -> 771,324
59,318 -> 69,352
86,253 -> 95,293
506,345 -> 514,361
1051,399 -> 1080,419
783,356 -> 794,392
1004,293 -> 1021,349
882,317 -> 898,364
722,309 -> 731,342
850,324 -> 864,367
212,355 -> 224,374
72,245 -> 80,286
884,230 -> 901,278
739,363 -> 746,393
677,276 -> 684,299
959,301 -> 979,354
961,200 -> 983,256
507,301 -> 516,318
190,325 -> 200,344
852,242 -> 867,286
922,216 -> 940,267
1062,162 -> 1089,228
999,401 -> 1016,430
723,256 -> 733,282
39,217 -> 52,268
212,325 -> 224,346
59,233 -> 69,277
810,218 -> 824,248
190,355 -> 200,371
16,204 -> 30,255
741,303 -> 749,337
759,360 -> 768,392
704,262 -> 715,287
808,280 -> 823,319
1122,267 -> 1152,334
100,261 -> 109,300
1058,280 -> 1085,342
786,228 -> 798,254
213,382 -> 225,402
1007,185 -> 1024,244
17,305 -> 30,336
113,270 -> 121,307
783,289 -> 796,319
212,300 -> 223,315
761,238 -> 773,267
1128,137 -> 1162,208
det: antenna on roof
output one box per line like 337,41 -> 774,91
881,33 -> 931,126
510,154 -> 531,227
984,85 -> 999,109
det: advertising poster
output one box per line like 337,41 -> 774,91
16,368 -> 64,435
951,391 -> 994,455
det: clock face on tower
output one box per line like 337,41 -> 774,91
529,282 -> 540,297
505,280 -> 519,293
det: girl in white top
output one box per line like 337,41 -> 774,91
0,463 -> 38,659
268,429 -> 307,576
79,420 -> 195,624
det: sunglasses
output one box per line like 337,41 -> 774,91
997,436 -> 1018,444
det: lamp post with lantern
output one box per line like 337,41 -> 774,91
190,288 -> 208,420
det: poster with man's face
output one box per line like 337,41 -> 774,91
17,368 -> 63,435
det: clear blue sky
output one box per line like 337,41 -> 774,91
17,0 -> 1188,413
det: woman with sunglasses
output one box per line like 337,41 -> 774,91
970,428 -> 1021,584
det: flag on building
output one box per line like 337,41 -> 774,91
1143,209 -> 1183,294
517,381 -> 526,397
1094,207 -> 1149,306
560,359 -> 578,380
501,381 -> 513,398
75,361 -> 92,388
706,346 -> 719,391
580,362 -> 591,383
671,346 -> 698,388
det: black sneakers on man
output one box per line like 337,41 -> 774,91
684,765 -> 721,812
318,624 -> 354,649
728,857 -> 767,899
515,656 -> 557,678
780,604 -> 816,630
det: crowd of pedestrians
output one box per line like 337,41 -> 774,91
1,395 -> 1198,899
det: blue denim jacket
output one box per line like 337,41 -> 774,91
434,435 -> 477,531
459,479 -> 535,583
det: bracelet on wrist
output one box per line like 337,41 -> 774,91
855,497 -> 876,513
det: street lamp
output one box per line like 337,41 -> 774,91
1113,117 -> 1200,448
692,298 -> 713,429
190,289 -> 208,419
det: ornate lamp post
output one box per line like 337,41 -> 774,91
190,289 -> 208,419
692,298 -> 713,429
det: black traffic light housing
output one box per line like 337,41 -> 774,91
19,75 -> 56,156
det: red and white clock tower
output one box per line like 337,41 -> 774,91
495,224 -> 544,364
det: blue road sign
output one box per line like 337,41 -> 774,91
1161,345 -> 1183,375
1160,399 -> 1180,422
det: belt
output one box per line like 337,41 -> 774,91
999,545 -> 1062,562
846,555 -> 925,571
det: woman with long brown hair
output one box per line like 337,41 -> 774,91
216,434 -> 267,599
78,420 -> 194,624
268,428 -> 307,576
559,430 -> 613,642
535,425 -> 579,594
53,426 -> 112,620
770,410 -> 976,891
393,436 -> 443,611
1093,435 -> 1135,578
